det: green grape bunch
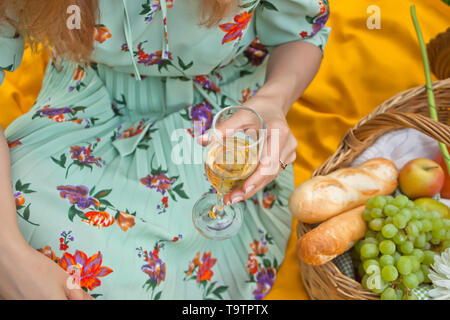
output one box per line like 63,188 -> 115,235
354,195 -> 450,300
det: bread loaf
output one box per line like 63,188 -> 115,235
289,158 -> 398,223
297,206 -> 367,266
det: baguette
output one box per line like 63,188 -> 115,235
297,206 -> 367,266
289,158 -> 398,223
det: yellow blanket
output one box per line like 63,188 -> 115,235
1,0 -> 449,300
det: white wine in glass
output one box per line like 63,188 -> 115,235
192,106 -> 265,240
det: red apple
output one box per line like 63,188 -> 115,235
399,158 -> 445,199
433,147 -> 450,199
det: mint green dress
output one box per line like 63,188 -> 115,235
1,0 -> 330,299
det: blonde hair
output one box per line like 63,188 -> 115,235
0,0 -> 238,62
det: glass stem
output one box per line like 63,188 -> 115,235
210,192 -> 225,219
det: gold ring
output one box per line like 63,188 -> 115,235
279,160 -> 288,170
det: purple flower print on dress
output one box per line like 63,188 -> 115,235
141,251 -> 166,286
140,173 -> 175,195
59,230 -> 74,251
253,267 -> 276,300
311,13 -> 329,36
134,41 -> 173,66
60,230 -> 75,242
139,0 -> 174,24
304,0 -> 330,39
57,185 -> 100,210
36,106 -> 73,117
193,75 -> 221,93
190,101 -> 213,135
144,3 -> 160,23
244,38 -> 268,67
69,145 -> 104,167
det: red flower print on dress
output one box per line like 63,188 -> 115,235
245,229 -> 278,299
137,235 -> 181,299
117,120 -> 147,139
69,65 -> 87,92
37,246 -> 60,263
197,252 -> 217,282
128,41 -> 173,66
116,211 -> 136,231
300,31 -> 309,39
193,75 -> 221,93
7,138 -> 22,149
262,192 -> 275,209
219,11 -> 253,45
141,156 -> 188,214
14,192 -> 25,206
250,239 -> 269,256
246,253 -> 258,275
37,233 -> 113,297
59,250 -> 113,291
59,230 -> 74,251
57,184 -> 139,231
94,24 -> 111,43
239,88 -> 252,104
238,83 -> 261,105
260,181 -> 282,209
73,65 -> 85,82
183,251 -> 228,299
111,120 -> 157,150
244,38 -> 268,66
185,252 -> 201,278
82,211 -> 115,229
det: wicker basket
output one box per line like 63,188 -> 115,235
427,28 -> 450,80
296,78 -> 450,300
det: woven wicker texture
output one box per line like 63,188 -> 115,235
428,28 -> 450,80
297,79 -> 450,300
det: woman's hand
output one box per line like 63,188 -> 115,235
197,92 -> 297,205
0,238 -> 94,300
198,41 -> 323,204
226,93 -> 297,205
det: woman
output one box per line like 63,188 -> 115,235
0,0 -> 329,299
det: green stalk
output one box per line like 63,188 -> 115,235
410,5 -> 450,175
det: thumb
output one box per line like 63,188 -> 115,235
65,287 -> 95,300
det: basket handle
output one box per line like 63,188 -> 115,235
353,111 -> 450,146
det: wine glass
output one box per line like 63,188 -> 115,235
192,106 -> 266,240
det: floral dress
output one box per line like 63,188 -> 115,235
0,0 -> 330,299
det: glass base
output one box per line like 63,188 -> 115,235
192,193 -> 244,240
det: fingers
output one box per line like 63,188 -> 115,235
65,286 -> 96,300
196,108 -> 262,146
224,128 -> 297,204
